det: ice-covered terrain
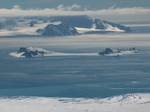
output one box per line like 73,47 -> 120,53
0,5 -> 149,112
1,30 -> 150,112
0,93 -> 150,112
9,47 -> 99,58
99,48 -> 139,56
9,47 -> 64,58
9,47 -> 139,58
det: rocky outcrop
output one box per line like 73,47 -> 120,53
37,22 -> 78,36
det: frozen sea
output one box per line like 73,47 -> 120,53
0,24 -> 150,112
1,45 -> 150,98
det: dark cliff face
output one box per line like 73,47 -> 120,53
38,22 -> 78,36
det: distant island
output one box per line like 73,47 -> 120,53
0,15 -> 130,37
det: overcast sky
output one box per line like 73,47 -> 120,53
0,0 -> 149,9
0,0 -> 149,24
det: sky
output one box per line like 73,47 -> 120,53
0,0 -> 149,9
0,0 -> 149,24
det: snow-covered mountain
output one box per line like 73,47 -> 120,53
0,16 -> 130,37
37,22 -> 78,36
37,16 -> 130,36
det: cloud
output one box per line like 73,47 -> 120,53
56,4 -> 83,11
0,5 -> 149,23
13,5 -> 22,9
0,5 -> 149,16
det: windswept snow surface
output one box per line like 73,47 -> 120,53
0,93 -> 150,112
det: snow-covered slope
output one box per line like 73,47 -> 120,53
0,93 -> 150,112
75,19 -> 129,34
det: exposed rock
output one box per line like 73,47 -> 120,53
37,22 -> 78,36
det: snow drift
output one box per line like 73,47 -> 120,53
0,93 -> 150,112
